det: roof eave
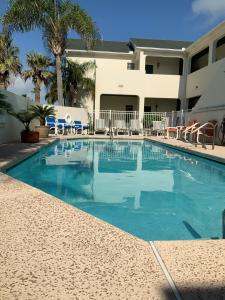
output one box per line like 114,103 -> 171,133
65,49 -> 133,56
135,46 -> 187,53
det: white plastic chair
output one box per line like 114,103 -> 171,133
95,119 -> 108,135
114,120 -> 129,135
129,119 -> 142,135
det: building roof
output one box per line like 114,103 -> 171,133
130,38 -> 192,50
130,38 -> 192,49
66,39 -> 130,53
66,38 -> 193,54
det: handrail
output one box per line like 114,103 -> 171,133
190,121 -> 218,149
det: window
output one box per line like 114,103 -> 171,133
144,106 -> 151,112
215,36 -> 225,62
188,96 -> 201,109
190,48 -> 209,73
178,59 -> 183,75
126,105 -> 133,111
145,64 -> 154,74
127,63 -> 135,70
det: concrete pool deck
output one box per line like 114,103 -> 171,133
1,137 -> 225,299
145,136 -> 225,164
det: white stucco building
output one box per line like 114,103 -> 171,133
65,20 -> 225,118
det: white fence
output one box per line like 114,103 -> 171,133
88,110 -> 192,135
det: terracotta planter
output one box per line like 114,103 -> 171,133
21,131 -> 39,143
35,125 -> 50,138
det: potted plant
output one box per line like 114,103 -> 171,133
31,104 -> 55,138
11,109 -> 39,143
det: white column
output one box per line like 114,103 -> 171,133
139,51 -> 146,73
208,41 -> 216,64
94,93 -> 100,119
180,56 -> 189,110
139,96 -> 145,128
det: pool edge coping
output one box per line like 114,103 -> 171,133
0,138 -> 59,172
144,137 -> 225,165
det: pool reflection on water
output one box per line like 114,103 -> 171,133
7,139 -> 225,241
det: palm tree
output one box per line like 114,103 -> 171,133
0,33 -> 21,89
64,60 -> 95,107
31,104 -> 55,126
46,60 -> 95,107
3,0 -> 99,106
45,74 -> 58,105
11,110 -> 36,132
23,52 -> 52,103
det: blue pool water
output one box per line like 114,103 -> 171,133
7,139 -> 225,241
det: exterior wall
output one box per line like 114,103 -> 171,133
100,95 -> 138,111
145,56 -> 180,75
67,51 -> 184,114
54,106 -> 89,124
186,57 -> 225,104
144,98 -> 177,112
0,90 -> 89,145
185,21 -> 225,111
95,68 -> 182,98
0,90 -> 33,144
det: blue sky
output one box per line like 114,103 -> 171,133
1,0 -> 225,100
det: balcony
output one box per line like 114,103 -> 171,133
96,68 -> 182,99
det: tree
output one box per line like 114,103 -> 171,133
3,0 -> 99,106
23,52 -> 52,103
11,110 -> 36,132
31,104 -> 55,126
46,60 -> 95,107
0,33 -> 21,89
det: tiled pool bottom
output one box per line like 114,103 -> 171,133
7,139 -> 225,241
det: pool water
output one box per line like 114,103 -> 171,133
7,139 -> 225,241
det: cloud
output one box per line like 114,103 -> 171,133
8,76 -> 46,103
192,0 -> 225,20
8,76 -> 34,98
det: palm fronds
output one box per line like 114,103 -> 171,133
3,0 -> 100,105
31,104 -> 55,125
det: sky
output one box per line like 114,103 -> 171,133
1,0 -> 225,102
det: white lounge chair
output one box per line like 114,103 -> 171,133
95,119 -> 108,135
129,119 -> 142,135
114,120 -> 129,135
152,121 -> 165,136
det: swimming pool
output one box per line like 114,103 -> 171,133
7,139 -> 225,241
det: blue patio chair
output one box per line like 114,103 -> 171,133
45,116 -> 57,134
72,120 -> 89,134
57,118 -> 72,134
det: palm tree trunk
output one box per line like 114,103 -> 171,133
34,81 -> 41,103
0,75 -> 6,89
55,54 -> 64,106
0,82 -> 5,89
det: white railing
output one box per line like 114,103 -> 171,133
88,109 -> 192,135
86,108 -> 225,147
88,110 -> 140,134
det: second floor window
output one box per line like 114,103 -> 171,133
127,62 -> 135,70
145,64 -> 154,74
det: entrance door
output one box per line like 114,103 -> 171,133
126,105 -> 133,111
144,106 -> 151,112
